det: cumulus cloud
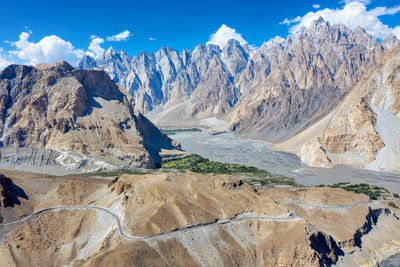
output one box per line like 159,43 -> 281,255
87,37 -> 105,58
149,37 -> 157,41
281,1 -> 400,39
10,32 -> 85,65
2,29 -> 133,67
313,4 -> 321,9
207,24 -> 250,49
106,30 -> 132,41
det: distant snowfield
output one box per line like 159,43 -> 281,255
172,131 -> 400,194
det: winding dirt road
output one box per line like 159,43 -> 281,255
0,198 -> 380,240
0,205 -> 300,240
278,198 -> 379,209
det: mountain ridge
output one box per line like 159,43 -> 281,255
78,18 -> 398,139
0,61 -> 181,174
76,17 -> 400,172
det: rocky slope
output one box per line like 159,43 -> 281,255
78,18 -> 397,141
78,42 -> 251,120
230,18 -> 388,141
1,170 -> 400,266
0,62 -> 181,174
296,44 -> 400,172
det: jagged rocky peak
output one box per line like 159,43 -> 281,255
190,43 -> 222,76
0,61 -> 181,173
351,25 -> 379,50
381,33 -> 399,49
76,54 -> 97,69
180,49 -> 192,66
155,46 -> 183,72
224,38 -> 242,50
222,39 -> 250,76
229,17 -> 387,142
265,36 -> 285,47
309,16 -> 331,33
98,47 -> 132,67
75,18 -> 390,140
155,45 -> 177,56
105,46 -> 116,55
189,53 -> 238,117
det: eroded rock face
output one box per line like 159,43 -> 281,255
230,18 -> 385,141
297,44 -> 400,172
0,61 -> 180,173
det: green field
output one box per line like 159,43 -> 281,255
161,128 -> 202,135
79,154 -> 397,197
80,154 -> 296,188
162,154 -> 297,188
318,182 -> 392,200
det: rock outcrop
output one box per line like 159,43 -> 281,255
0,61 -> 181,173
297,44 -> 400,172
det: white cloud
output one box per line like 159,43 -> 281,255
149,37 -> 157,41
313,4 -> 321,9
106,30 -> 132,41
340,0 -> 370,4
10,32 -> 85,66
87,37 -> 105,58
207,24 -> 249,49
283,1 -> 400,39
280,16 -> 302,25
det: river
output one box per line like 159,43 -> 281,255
171,131 -> 400,194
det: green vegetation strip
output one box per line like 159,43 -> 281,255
78,154 -> 398,199
318,182 -> 392,200
162,154 -> 297,187
161,128 -> 202,135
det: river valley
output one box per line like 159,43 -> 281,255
172,131 -> 400,194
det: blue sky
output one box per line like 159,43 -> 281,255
1,0 -> 400,68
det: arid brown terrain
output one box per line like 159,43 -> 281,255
1,170 -> 399,266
